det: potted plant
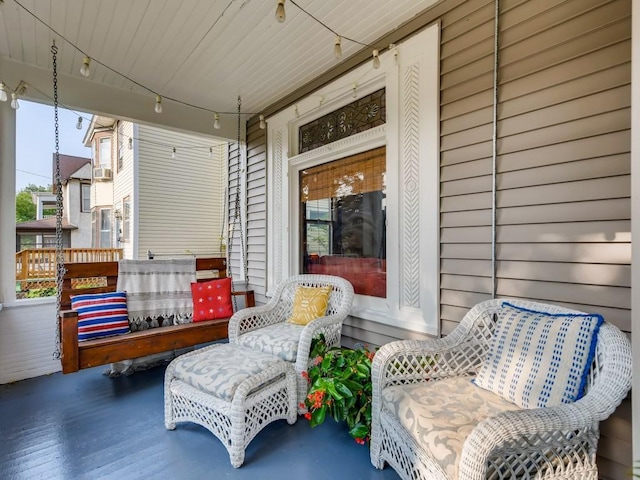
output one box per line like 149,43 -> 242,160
301,334 -> 375,445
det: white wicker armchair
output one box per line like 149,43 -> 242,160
370,298 -> 632,480
228,274 -> 355,411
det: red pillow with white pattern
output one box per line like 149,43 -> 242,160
190,278 -> 234,321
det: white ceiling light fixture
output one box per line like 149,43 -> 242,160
80,56 -> 91,77
154,95 -> 163,114
334,36 -> 342,59
259,115 -> 266,129
10,92 -> 19,109
372,49 -> 380,69
275,0 -> 286,23
213,112 -> 221,129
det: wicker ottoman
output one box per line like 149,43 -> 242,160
164,343 -> 297,467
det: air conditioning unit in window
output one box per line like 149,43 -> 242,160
93,168 -> 112,181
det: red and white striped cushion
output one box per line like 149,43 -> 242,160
70,291 -> 130,341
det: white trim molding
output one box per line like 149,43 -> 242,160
267,22 -> 440,336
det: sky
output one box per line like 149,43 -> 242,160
16,100 -> 91,192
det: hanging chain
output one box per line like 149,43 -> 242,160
227,96 -> 249,310
52,41 -> 66,360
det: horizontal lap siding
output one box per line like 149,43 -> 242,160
137,126 -> 226,259
495,0 -> 632,477
440,0 -> 495,327
228,121 -> 268,304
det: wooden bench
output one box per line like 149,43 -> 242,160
59,257 -> 255,374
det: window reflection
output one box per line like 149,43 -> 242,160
301,147 -> 386,298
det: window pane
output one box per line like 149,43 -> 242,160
100,209 -> 111,248
99,138 -> 111,167
81,184 -> 91,212
301,146 -> 386,298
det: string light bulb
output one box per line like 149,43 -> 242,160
275,0 -> 286,23
128,137 -> 133,150
171,147 -> 176,159
76,116 -> 83,130
372,49 -> 380,69
352,82 -> 358,99
334,36 -> 342,59
294,104 -> 299,117
213,113 -> 221,129
10,92 -> 19,109
80,56 -> 91,77
209,147 -> 214,159
154,95 -> 163,114
0,82 -> 7,102
259,115 -> 266,130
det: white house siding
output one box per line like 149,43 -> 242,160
66,163 -> 92,248
137,125 -> 226,259
240,0 -> 632,476
113,121 -> 135,258
0,302 -> 59,384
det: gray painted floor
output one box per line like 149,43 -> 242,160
1,362 -> 401,480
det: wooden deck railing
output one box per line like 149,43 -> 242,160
16,248 -> 124,281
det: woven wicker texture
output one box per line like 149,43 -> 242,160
369,298 -> 632,480
228,275 -> 354,412
164,343 -> 297,468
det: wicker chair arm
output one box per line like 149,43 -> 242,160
295,312 -> 347,370
228,304 -> 283,343
459,400 -> 602,480
372,335 -> 483,394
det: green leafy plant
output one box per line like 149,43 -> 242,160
301,334 -> 376,445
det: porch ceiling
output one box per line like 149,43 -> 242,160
0,0 -> 438,139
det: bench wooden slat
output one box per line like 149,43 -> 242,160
59,257 -> 254,374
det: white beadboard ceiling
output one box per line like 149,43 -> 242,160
0,0 -> 438,138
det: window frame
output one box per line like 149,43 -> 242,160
81,183 -> 91,212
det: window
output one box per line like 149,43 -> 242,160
301,147 -> 386,298
123,196 -> 131,243
100,209 -> 111,248
91,210 -> 97,247
81,183 -> 91,212
99,137 -> 111,168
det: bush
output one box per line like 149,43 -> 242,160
301,334 -> 376,445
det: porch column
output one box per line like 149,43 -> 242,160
0,100 -> 17,305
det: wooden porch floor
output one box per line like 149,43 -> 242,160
0,360 -> 400,480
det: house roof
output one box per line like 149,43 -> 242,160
0,0 -> 438,140
16,217 -> 78,233
52,154 -> 91,192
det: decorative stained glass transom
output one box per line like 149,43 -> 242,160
299,88 -> 385,153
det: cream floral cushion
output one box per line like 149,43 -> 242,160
171,344 -> 283,402
381,376 -> 521,479
236,323 -> 304,362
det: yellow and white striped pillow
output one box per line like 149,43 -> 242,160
288,285 -> 331,325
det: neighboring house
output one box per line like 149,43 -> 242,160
82,116 -> 227,260
15,154 -> 91,251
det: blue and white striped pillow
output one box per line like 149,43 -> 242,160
71,291 -> 130,341
474,301 -> 603,409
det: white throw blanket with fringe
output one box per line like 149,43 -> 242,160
107,258 -> 196,376
117,258 -> 196,327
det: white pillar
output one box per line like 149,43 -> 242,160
0,101 -> 16,305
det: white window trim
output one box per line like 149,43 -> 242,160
267,22 -> 440,336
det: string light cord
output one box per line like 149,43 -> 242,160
288,0 -> 373,48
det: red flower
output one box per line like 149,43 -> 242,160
301,371 -> 310,384
313,355 -> 323,366
304,412 -> 312,420
355,437 -> 365,445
